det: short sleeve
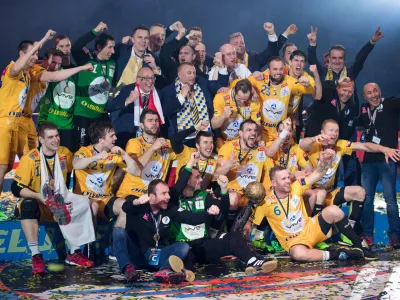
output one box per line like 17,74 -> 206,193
213,94 -> 226,117
126,139 -> 143,157
14,155 -> 35,187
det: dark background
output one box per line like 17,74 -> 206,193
1,0 -> 400,98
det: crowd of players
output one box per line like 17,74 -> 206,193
1,20 -> 400,284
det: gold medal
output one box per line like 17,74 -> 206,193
284,218 -> 291,227
153,233 -> 160,242
64,86 -> 71,93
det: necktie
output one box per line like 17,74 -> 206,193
142,93 -> 150,108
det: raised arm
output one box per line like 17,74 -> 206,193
265,118 -> 292,157
306,149 -> 335,185
309,65 -> 322,100
73,150 -> 108,170
137,138 -> 167,167
299,134 -> 330,152
40,63 -> 93,82
352,142 -> 400,163
306,26 -> 323,77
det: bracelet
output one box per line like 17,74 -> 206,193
279,129 -> 289,139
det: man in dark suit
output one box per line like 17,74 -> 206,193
162,63 -> 213,148
107,67 -> 166,149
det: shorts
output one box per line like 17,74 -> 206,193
286,214 -> 332,251
59,128 -> 78,153
16,198 -> 55,222
91,196 -> 118,220
324,187 -> 344,206
19,117 -> 38,153
74,114 -> 110,149
0,126 -> 20,165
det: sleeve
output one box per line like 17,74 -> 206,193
176,145 -> 192,163
262,157 -> 274,189
277,34 -> 287,52
216,193 -> 230,214
217,143 -> 233,161
305,72 -> 316,88
296,147 -> 310,169
126,139 -> 142,156
340,139 -> 354,156
161,87 -> 185,118
14,156 -> 35,188
3,63 -> 19,80
170,205 -> 211,225
213,94 -> 226,117
174,167 -> 192,194
74,147 -> 89,159
122,199 -> 151,215
71,31 -> 97,66
29,66 -> 46,83
307,45 -> 324,77
253,40 -> 279,69
251,204 -> 268,226
171,128 -> 196,155
250,102 -> 261,122
167,141 -> 178,160
292,177 -> 312,195
318,80 -> 337,104
292,80 -> 315,96
115,155 -> 128,169
64,148 -> 73,173
349,41 -> 375,81
106,85 -> 133,112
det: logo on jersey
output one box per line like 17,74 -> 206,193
224,117 -> 243,139
237,163 -> 259,188
262,99 -> 286,123
54,81 -> 76,109
86,173 -> 109,194
281,209 -> 306,234
162,216 -> 170,224
18,85 -> 29,110
142,161 -> 163,185
88,77 -> 110,105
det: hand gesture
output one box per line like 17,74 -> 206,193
298,76 -> 310,87
384,147 -> 400,163
371,27 -> 384,43
45,29 -> 56,40
320,149 -> 336,165
226,152 -> 239,169
285,24 -> 298,36
307,26 -> 318,46
189,151 -> 200,165
122,36 -> 131,44
315,134 -> 331,143
126,87 -> 140,105
194,120 -> 209,132
213,52 -> 223,68
338,76 -> 352,86
81,63 -> 94,72
282,118 -> 292,131
252,71 -> 265,81
258,140 -> 266,148
309,64 -> 317,74
170,21 -> 183,31
251,87 -> 259,102
176,27 -> 187,40
207,205 -> 220,215
135,194 -> 150,205
216,175 -> 228,190
217,87 -> 229,94
223,106 -> 232,118
144,54 -> 157,69
263,22 -> 275,35
151,138 -> 167,151
111,146 -> 124,155
93,22 -> 107,34
93,150 -> 109,161
181,84 -> 191,98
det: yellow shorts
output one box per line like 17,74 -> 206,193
324,187 -> 342,206
19,117 -> 38,153
0,126 -> 20,165
17,198 -> 55,222
286,214 -> 331,251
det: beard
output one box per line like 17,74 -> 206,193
143,126 -> 158,136
270,74 -> 284,85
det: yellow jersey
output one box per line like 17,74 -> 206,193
117,136 -> 177,198
248,74 -> 314,142
213,89 -> 261,141
286,71 -> 315,115
251,178 -> 311,251
14,146 -> 72,193
266,142 -> 310,174
74,145 -> 127,200
0,62 -> 30,131
217,139 -> 274,194
307,139 -> 353,189
175,145 -> 217,189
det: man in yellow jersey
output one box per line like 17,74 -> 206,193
20,48 -> 93,154
249,151 -> 376,261
211,79 -> 261,150
117,109 -> 177,199
73,122 -> 141,225
216,119 -> 275,210
11,122 -> 94,274
248,57 -> 315,142
299,119 -> 400,242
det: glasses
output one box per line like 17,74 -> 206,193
138,76 -> 156,82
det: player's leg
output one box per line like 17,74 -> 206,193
111,197 -> 127,228
311,188 -> 328,217
342,186 -> 366,228
0,129 -> 17,193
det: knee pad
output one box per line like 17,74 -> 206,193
19,198 -> 40,220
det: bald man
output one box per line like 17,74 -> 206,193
208,44 -> 251,88
359,83 -> 400,249
107,67 -> 166,148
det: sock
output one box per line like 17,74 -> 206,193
322,251 -> 330,261
312,204 -> 324,217
349,200 -> 364,224
28,241 -> 40,256
69,243 -> 80,254
247,257 -> 256,265
335,218 -> 363,249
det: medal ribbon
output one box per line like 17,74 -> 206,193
150,212 -> 162,248
273,190 -> 291,220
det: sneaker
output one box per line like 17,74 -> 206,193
123,264 -> 139,283
337,247 -> 364,261
338,234 -> 353,247
32,254 -> 45,275
245,258 -> 278,275
361,235 -> 374,247
65,251 -> 95,268
315,241 -> 330,250
361,247 -> 378,261
154,268 -> 186,284
271,240 -> 284,252
108,246 -> 117,261
390,237 -> 400,249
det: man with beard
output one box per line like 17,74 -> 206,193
250,153 -> 374,262
71,22 -> 116,148
228,22 -> 282,73
248,57 -> 315,142
169,152 -> 278,274
359,83 -> 400,248
300,119 -> 399,251
162,63 -> 212,148
216,120 -> 275,210
211,79 -> 261,150
22,48 -> 92,153
107,67 -> 165,149
194,43 -> 210,78
117,109 -> 177,199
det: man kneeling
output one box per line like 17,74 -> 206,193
249,149 -> 375,262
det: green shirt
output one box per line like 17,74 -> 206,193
74,60 -> 115,118
170,190 -> 209,242
38,69 -> 77,129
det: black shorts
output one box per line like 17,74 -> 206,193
104,196 -> 118,220
333,187 -> 346,206
74,114 -> 110,148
